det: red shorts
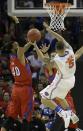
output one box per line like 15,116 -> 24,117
6,85 -> 34,122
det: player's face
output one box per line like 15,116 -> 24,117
12,42 -> 19,50
56,49 -> 65,56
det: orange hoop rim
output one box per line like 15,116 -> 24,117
46,2 -> 72,7
45,2 -> 72,14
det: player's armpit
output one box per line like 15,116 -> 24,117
50,59 -> 59,70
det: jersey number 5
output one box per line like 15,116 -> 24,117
66,55 -> 74,68
12,66 -> 20,76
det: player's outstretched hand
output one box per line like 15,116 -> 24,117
40,43 -> 50,53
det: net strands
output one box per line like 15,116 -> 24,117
45,2 -> 72,31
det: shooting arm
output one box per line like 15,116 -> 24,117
75,46 -> 83,61
11,16 -> 26,65
24,42 -> 32,53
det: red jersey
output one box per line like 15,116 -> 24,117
10,55 -> 32,86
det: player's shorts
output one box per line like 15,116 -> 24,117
40,76 -> 75,99
6,84 -> 34,122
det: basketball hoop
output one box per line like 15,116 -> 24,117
44,1 -> 72,31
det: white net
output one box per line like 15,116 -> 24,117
44,2 -> 72,31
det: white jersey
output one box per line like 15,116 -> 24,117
53,48 -> 76,78
40,48 -> 76,100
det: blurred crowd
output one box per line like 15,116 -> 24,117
0,0 -> 83,131
14,0 -> 83,8
15,0 -> 43,8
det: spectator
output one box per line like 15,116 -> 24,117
0,62 -> 3,80
24,0 -> 34,8
28,50 -> 43,92
30,109 -> 46,131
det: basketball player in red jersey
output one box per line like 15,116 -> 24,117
1,16 -> 34,131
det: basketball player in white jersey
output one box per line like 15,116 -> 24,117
31,22 -> 81,128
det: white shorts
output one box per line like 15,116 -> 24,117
40,76 -> 75,100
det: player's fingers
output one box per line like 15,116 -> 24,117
40,46 -> 43,49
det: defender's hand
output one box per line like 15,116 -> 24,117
40,43 -> 50,53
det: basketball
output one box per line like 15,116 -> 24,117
27,28 -> 41,42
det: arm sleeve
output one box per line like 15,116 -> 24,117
15,23 -> 26,47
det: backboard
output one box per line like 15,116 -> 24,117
8,0 -> 83,17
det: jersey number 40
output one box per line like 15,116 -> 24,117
11,66 -> 20,76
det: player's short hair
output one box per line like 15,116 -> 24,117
56,41 -> 65,50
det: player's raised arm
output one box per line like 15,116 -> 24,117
10,16 -> 26,65
24,41 -> 32,53
75,46 -> 83,60
43,22 -> 73,50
